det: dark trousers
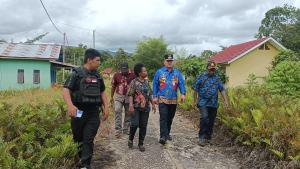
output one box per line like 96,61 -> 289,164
199,106 -> 217,140
71,112 -> 100,166
129,107 -> 150,145
158,103 -> 177,138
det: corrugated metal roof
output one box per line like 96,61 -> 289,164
0,43 -> 61,60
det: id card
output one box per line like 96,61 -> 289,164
76,109 -> 83,118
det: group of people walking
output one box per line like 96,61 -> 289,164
62,48 -> 228,169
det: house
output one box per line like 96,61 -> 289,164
209,37 -> 286,88
0,43 -> 76,90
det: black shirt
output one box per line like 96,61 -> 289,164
64,68 -> 105,113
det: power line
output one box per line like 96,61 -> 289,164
59,22 -> 93,32
39,0 -> 63,35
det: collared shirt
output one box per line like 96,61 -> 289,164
111,71 -> 135,103
127,78 -> 152,108
192,71 -> 224,108
153,67 -> 186,104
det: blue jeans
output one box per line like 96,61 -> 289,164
159,103 -> 177,138
199,106 -> 217,140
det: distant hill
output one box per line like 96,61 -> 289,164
97,49 -> 133,57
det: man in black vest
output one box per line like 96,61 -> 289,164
63,48 -> 109,169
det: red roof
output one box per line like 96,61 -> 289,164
210,37 -> 268,64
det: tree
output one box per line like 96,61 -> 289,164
266,61 -> 300,97
281,19 -> 300,53
199,50 -> 217,60
25,32 -> 49,43
133,37 -> 168,78
256,4 -> 300,42
272,50 -> 300,68
64,44 -> 87,66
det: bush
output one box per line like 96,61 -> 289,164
272,50 -> 300,68
0,90 -> 78,168
218,85 -> 300,160
266,61 -> 300,97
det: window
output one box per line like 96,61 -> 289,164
33,70 -> 40,84
17,69 -> 24,84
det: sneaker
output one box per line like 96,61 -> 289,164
166,135 -> 172,141
159,137 -> 166,145
138,145 -> 145,152
128,140 -> 133,148
198,138 -> 205,147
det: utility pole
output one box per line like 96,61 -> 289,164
93,29 -> 95,48
62,32 -> 66,82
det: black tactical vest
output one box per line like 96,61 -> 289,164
71,67 -> 103,105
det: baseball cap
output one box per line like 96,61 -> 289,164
164,54 -> 174,61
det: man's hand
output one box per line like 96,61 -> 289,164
68,104 -> 77,118
152,105 -> 156,114
153,97 -> 158,105
102,110 -> 109,121
223,100 -> 229,109
181,95 -> 186,103
129,104 -> 134,115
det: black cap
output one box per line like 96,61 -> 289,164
164,54 -> 174,61
120,62 -> 129,69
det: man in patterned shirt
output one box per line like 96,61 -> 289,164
192,61 -> 229,146
153,54 -> 186,145
111,62 -> 135,137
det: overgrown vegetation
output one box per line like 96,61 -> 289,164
0,89 -> 78,169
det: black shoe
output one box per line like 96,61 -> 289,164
128,140 -> 133,148
159,137 -> 166,145
167,135 -> 172,141
198,138 -> 205,147
138,145 -> 145,152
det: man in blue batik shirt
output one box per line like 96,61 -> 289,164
153,54 -> 186,145
192,61 -> 228,146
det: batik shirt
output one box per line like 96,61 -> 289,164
111,71 -> 135,103
192,71 -> 224,108
153,67 -> 186,104
127,78 -> 152,108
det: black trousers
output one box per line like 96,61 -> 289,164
129,107 -> 150,145
158,103 -> 177,138
71,111 -> 100,166
199,106 -> 217,140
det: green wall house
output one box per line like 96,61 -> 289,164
0,43 -> 75,90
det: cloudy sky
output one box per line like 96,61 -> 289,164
0,0 -> 299,54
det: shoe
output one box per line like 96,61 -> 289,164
138,145 -> 145,152
159,137 -> 166,145
166,135 -> 172,141
198,138 -> 205,147
128,140 -> 133,148
123,129 -> 130,135
80,165 -> 91,169
115,130 -> 121,138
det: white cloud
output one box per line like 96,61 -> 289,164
0,0 -> 299,53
